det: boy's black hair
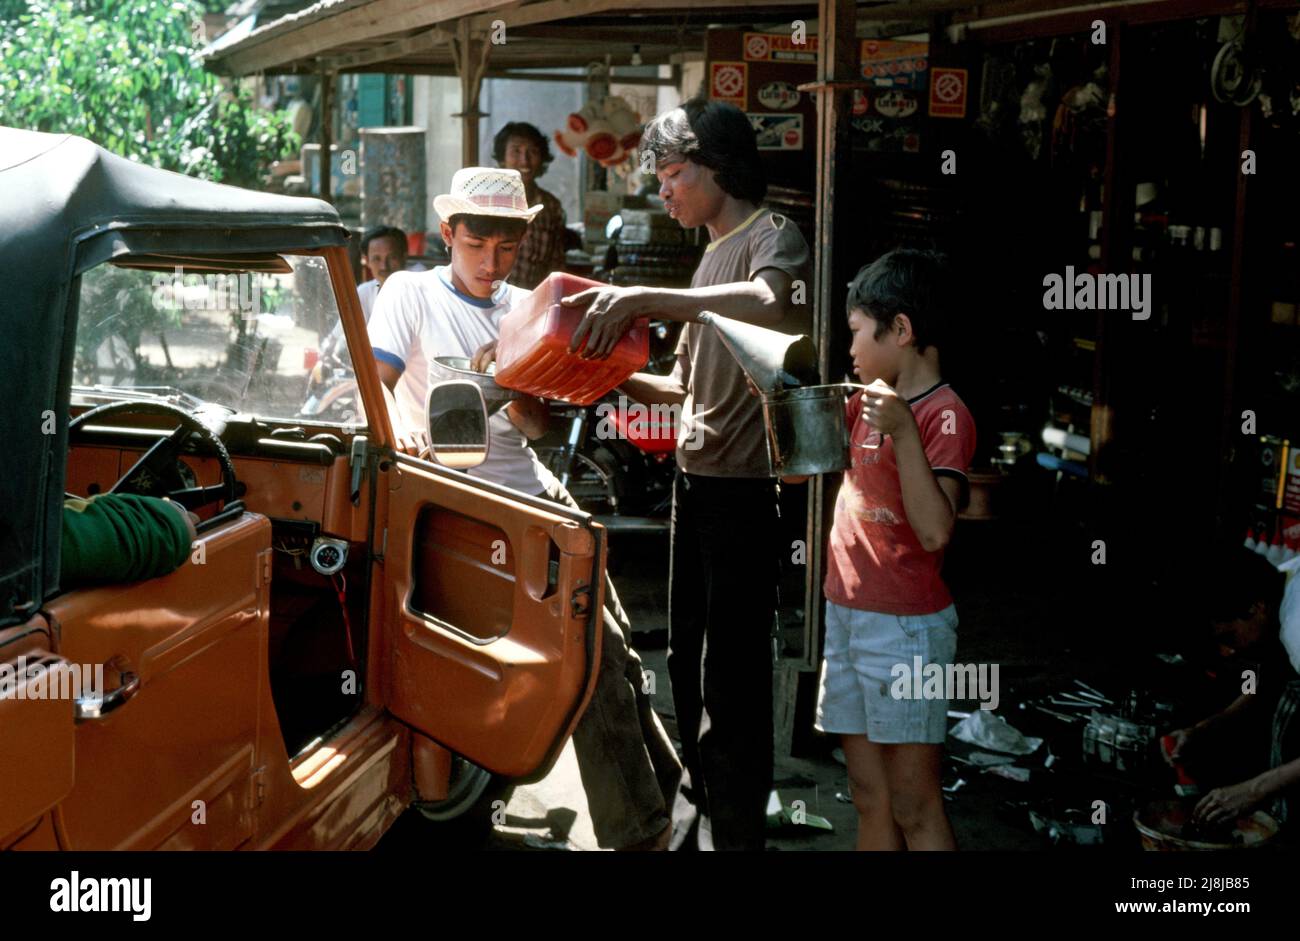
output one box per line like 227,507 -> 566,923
1203,544 -> 1285,624
492,122 -> 553,170
641,98 -> 766,204
846,248 -> 951,354
361,225 -> 407,256
447,214 -> 528,242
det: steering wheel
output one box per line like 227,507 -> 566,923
68,401 -> 239,513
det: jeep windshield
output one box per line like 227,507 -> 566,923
73,253 -> 366,428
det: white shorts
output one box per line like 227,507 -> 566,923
815,600 -> 958,744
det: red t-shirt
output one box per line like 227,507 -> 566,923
823,382 -> 977,615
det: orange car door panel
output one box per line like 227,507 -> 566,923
41,512 -> 270,850
381,458 -> 603,781
0,615 -> 75,845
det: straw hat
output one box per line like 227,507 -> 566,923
433,167 -> 543,222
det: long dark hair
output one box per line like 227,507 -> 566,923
641,98 -> 766,204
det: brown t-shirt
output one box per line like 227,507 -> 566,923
672,209 -> 811,477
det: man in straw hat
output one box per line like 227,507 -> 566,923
367,166 -> 680,851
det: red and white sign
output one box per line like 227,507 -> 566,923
743,31 -> 818,61
851,89 -> 870,115
929,67 -> 967,118
710,61 -> 748,106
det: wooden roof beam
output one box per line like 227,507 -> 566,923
468,0 -> 818,32
320,26 -> 453,71
207,0 -> 513,75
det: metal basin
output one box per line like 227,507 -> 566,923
429,356 -> 519,415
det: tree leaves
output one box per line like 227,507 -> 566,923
0,0 -> 299,185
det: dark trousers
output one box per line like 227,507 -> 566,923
668,470 -> 780,851
537,466 -> 681,848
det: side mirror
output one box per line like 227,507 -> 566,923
425,380 -> 490,470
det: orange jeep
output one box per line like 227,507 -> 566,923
0,128 -> 604,850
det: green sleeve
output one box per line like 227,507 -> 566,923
61,494 -> 192,587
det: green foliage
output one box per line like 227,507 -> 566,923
0,0 -> 299,186
75,264 -> 182,386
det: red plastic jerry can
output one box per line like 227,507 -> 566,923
494,273 -> 649,406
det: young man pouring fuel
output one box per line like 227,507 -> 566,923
561,99 -> 812,850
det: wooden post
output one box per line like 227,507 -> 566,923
319,69 -> 334,203
1093,24 -> 1130,484
1217,3 -> 1257,530
775,0 -> 858,758
450,18 -> 492,167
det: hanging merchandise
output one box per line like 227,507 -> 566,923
553,95 -> 643,172
1051,64 -> 1108,166
976,56 -> 1018,141
1256,13 -> 1300,133
1019,63 -> 1053,161
1210,40 -> 1262,106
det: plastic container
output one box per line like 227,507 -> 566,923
494,273 -> 649,406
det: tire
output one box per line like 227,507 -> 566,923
412,755 -> 515,846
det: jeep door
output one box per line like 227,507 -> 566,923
377,456 -> 604,781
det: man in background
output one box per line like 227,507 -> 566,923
356,225 -> 408,317
494,122 -> 567,290
321,225 -> 426,431
1165,546 -> 1300,833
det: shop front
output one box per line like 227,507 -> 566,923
203,0 -> 1300,848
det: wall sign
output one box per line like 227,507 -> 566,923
757,81 -> 801,110
874,89 -> 919,118
929,67 -> 968,118
861,40 -> 929,89
710,61 -> 748,107
748,113 -> 804,150
743,31 -> 819,62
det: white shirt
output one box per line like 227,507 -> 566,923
367,266 -> 547,495
360,280 -> 427,432
324,279 -> 427,432
357,278 -> 381,316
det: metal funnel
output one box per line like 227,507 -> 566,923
700,312 -> 819,394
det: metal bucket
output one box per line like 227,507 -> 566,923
761,385 -> 851,477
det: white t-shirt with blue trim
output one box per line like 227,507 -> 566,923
367,265 -> 547,495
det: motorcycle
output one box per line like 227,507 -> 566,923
299,332 -> 361,425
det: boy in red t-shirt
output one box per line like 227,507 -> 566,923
817,249 -> 976,850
